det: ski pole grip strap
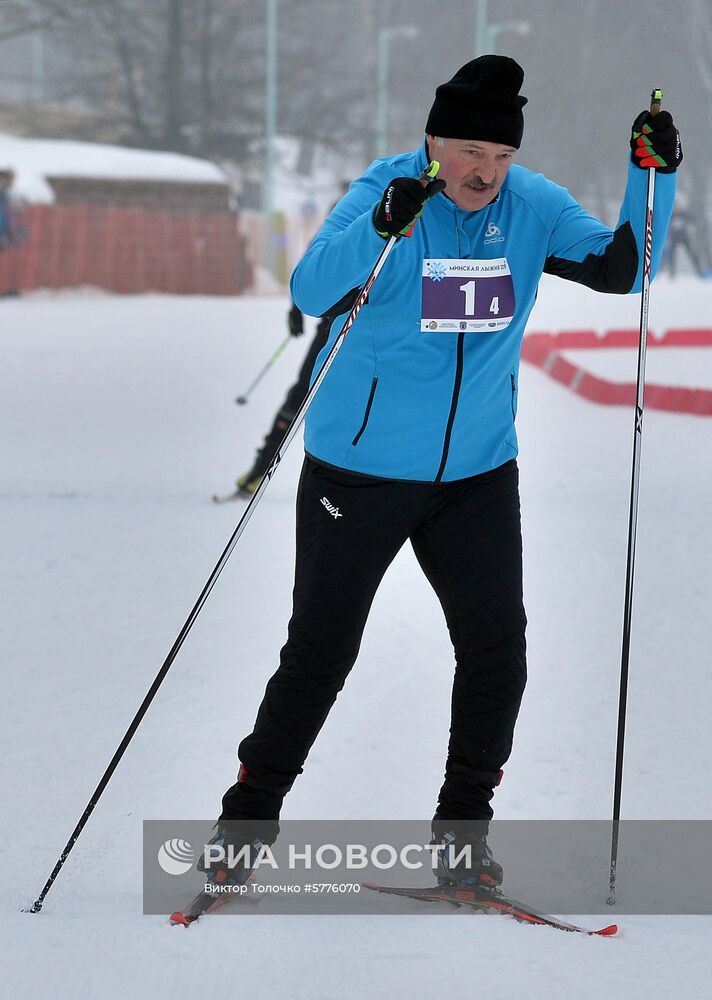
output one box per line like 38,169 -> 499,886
237,762 -> 299,796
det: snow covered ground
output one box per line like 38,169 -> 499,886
1,275 -> 711,998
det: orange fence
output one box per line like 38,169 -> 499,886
522,328 -> 712,416
0,204 -> 253,295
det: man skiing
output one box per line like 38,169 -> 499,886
202,55 -> 681,890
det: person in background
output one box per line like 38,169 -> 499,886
0,168 -> 23,297
235,183 -> 353,497
663,198 -> 704,278
234,302 -> 332,497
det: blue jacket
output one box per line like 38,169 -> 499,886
291,142 -> 675,482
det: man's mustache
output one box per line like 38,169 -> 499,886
466,175 -> 496,191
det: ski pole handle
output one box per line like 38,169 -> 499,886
649,88 -> 663,117
421,160 -> 441,184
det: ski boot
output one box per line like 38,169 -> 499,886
235,445 -> 276,498
235,468 -> 264,498
431,824 -> 504,889
196,820 -> 275,889
235,410 -> 294,497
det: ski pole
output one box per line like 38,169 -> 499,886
607,89 -> 663,906
235,332 -> 292,405
27,161 -> 442,914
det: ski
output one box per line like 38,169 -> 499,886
169,870 -> 259,926
362,882 -> 618,936
169,888 -> 232,926
211,489 -> 248,504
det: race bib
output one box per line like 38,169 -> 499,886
421,258 -> 515,333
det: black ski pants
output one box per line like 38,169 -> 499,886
222,456 -> 527,824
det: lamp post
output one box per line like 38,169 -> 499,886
265,0 -> 278,277
475,0 -> 489,57
487,18 -> 531,51
475,0 -> 530,55
376,24 -> 419,157
32,29 -> 44,103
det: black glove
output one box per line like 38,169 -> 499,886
630,110 -> 682,173
373,175 -> 446,239
287,303 -> 304,337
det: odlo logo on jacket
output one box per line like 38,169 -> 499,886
320,496 -> 343,519
484,223 -> 505,245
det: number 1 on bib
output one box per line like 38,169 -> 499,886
459,280 -> 476,316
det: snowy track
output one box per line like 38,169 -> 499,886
2,278 -> 711,998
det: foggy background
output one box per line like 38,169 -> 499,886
1,0 -> 710,280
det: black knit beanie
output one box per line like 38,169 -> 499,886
425,55 -> 527,148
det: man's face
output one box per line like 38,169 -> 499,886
426,136 -> 516,212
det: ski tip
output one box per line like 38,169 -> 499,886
211,490 -> 245,504
169,911 -> 192,927
593,923 -> 618,937
361,881 -> 380,891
